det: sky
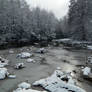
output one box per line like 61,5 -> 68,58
25,0 -> 70,19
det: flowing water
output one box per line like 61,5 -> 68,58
0,46 -> 92,92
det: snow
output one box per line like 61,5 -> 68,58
13,82 -> 47,92
0,57 -> 9,67
56,67 -> 61,70
82,67 -> 91,76
9,50 -> 14,54
13,88 -> 47,92
0,68 -> 9,79
17,52 -> 32,58
33,70 -> 86,92
18,82 -> 31,89
87,56 -> 92,64
0,64 -> 5,68
87,45 -> 92,50
36,48 -> 46,54
14,63 -> 25,69
0,61 -> 8,67
53,39 -> 71,43
27,58 -> 36,63
8,75 -> 16,79
59,38 -> 71,42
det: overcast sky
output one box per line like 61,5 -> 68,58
25,0 -> 70,19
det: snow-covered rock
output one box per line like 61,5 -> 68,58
0,57 -> 9,67
0,68 -> 9,79
9,50 -> 14,54
87,56 -> 92,64
56,67 -> 61,70
13,82 -> 47,92
17,52 -> 32,59
13,88 -> 47,92
87,45 -> 92,50
0,64 -> 5,68
0,61 -> 8,67
8,75 -> 16,79
33,70 -> 86,92
14,63 -> 25,69
36,48 -> 46,54
82,67 -> 91,76
27,59 -> 35,63
18,82 -> 31,89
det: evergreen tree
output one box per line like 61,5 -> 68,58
68,0 -> 90,41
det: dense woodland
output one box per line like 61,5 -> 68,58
68,0 -> 92,41
0,0 -> 92,48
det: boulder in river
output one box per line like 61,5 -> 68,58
8,75 -> 16,79
14,63 -> 25,69
81,67 -> 92,81
0,57 -> 9,67
36,48 -> 46,54
17,52 -> 32,59
13,88 -> 47,92
0,68 -> 9,80
18,82 -> 31,89
26,58 -> 36,63
33,70 -> 86,92
13,82 -> 47,92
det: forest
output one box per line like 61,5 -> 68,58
0,0 -> 92,48
0,0 -> 63,48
